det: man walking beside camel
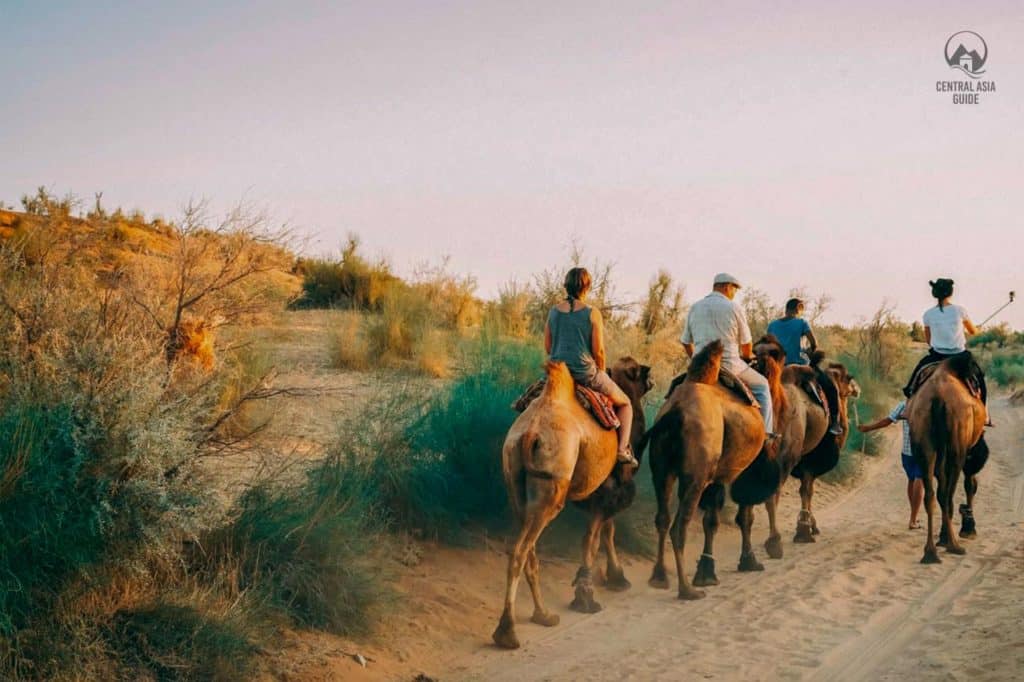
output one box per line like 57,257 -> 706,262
681,273 -> 775,439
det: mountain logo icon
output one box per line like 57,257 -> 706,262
945,31 -> 987,78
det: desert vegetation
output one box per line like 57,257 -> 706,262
1,188 -> 1001,678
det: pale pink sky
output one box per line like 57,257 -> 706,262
3,2 -> 1023,327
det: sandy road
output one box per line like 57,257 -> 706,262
447,398 -> 1024,681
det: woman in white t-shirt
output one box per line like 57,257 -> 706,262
902,279 -> 988,416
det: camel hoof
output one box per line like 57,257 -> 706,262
793,527 -> 816,544
765,535 -> 784,560
677,586 -> 706,601
959,528 -> 977,539
737,553 -> 765,573
946,545 -> 967,556
692,556 -> 719,587
569,594 -> 602,614
603,570 -> 632,592
531,610 -> 560,627
811,525 -> 820,536
921,550 -> 942,565
649,565 -> 670,590
492,613 -> 520,649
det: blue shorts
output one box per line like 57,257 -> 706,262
901,454 -> 923,481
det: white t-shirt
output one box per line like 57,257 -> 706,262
681,291 -> 753,374
923,304 -> 969,354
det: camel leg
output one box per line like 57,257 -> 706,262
493,478 -> 567,649
692,500 -> 720,587
921,457 -> 941,564
959,474 -> 978,538
942,457 -> 966,556
650,470 -> 677,589
523,548 -> 559,627
764,491 -> 784,559
570,513 -> 605,613
794,473 -> 816,543
670,477 -> 705,600
736,504 -> 764,572
601,520 -> 631,592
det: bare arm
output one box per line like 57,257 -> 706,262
924,326 -> 931,345
857,417 -> 895,433
544,319 -> 552,355
590,307 -> 607,371
964,318 -> 978,336
805,329 -> 818,352
683,342 -> 695,358
740,342 -> 753,362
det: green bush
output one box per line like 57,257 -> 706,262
198,453 -> 391,636
987,350 -> 1024,387
293,237 -> 398,309
404,334 -> 544,537
0,405 -> 109,636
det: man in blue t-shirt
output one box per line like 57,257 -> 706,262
767,298 -> 816,365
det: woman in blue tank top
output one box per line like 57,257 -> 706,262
544,267 -> 637,466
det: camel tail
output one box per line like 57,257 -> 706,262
520,429 -> 553,479
688,340 -> 724,385
930,397 -> 950,467
636,408 -> 681,458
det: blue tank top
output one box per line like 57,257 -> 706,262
548,304 -> 598,382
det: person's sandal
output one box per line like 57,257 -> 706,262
616,446 -> 639,468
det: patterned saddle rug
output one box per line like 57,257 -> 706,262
513,378 -> 620,430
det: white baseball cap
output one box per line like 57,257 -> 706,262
713,272 -> 742,288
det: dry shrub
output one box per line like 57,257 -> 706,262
328,311 -> 370,370
416,328 -> 451,378
487,279 -> 532,338
412,258 -> 481,332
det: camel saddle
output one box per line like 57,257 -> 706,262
663,368 -> 758,406
513,378 -> 621,430
787,366 -> 830,419
907,358 -> 983,400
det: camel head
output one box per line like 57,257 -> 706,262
827,362 -> 860,399
752,335 -> 786,380
610,356 -> 653,402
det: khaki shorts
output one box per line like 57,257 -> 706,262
585,370 -> 629,406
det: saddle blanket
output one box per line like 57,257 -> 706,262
513,378 -> 620,430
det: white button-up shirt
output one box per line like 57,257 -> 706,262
681,291 -> 753,374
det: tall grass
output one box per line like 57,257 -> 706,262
197,451 -> 392,636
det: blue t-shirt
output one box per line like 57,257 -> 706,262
767,317 -> 812,365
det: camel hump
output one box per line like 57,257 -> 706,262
542,360 -> 576,402
688,340 -> 724,385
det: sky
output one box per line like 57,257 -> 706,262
2,1 -> 1023,328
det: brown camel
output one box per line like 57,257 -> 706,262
644,341 -> 765,599
492,357 -> 651,650
906,354 -> 986,563
730,335 -> 832,565
789,359 -> 860,542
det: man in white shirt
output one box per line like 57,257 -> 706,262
681,273 -> 775,436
